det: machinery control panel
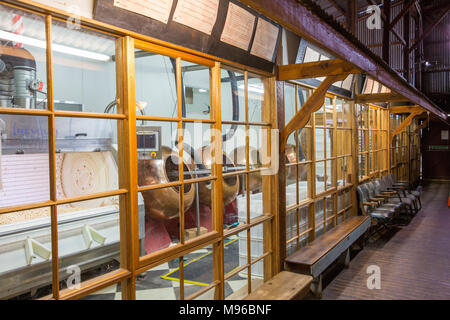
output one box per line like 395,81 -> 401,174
136,126 -> 162,160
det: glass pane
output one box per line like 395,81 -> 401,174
337,158 -> 344,187
249,172 -> 264,220
0,114 -> 49,208
325,195 -> 334,231
315,128 -> 325,160
221,68 -> 245,122
0,207 -> 52,299
314,199 -> 325,238
298,87 -> 309,109
247,75 -> 264,123
183,122 -> 213,182
135,51 -> 177,118
139,186 -> 181,256
184,182 -> 212,241
135,258 -> 181,300
223,124 -> 246,169
298,127 -> 311,161
286,166 -> 296,207
315,161 -> 325,195
182,245 -> 214,298
336,99 -> 343,127
298,163 -> 309,202
325,98 -> 333,127
54,117 -> 119,200
52,21 -> 116,113
284,84 -> 296,125
57,196 -> 120,293
136,120 -> 181,188
80,283 -> 121,300
225,272 -> 248,300
326,159 -> 334,190
250,258 -> 265,292
181,60 -> 211,120
325,128 -> 333,158
250,126 -> 270,170
224,231 -> 248,300
0,5 -> 47,109
231,174 -> 248,226
286,209 -> 297,243
314,106 -> 323,127
299,205 -> 310,245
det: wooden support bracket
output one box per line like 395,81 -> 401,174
277,59 -> 359,81
280,73 -> 348,151
389,105 -> 423,113
390,110 -> 426,141
355,92 -> 407,103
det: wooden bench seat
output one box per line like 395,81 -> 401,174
243,271 -> 313,300
285,216 -> 371,298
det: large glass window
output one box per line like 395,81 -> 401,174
283,83 -> 354,254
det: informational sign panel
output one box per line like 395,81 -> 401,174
173,0 -> 220,35
94,0 -> 281,71
113,0 -> 173,23
220,2 -> 255,51
442,130 -> 449,140
250,17 -> 280,61
34,0 -> 95,19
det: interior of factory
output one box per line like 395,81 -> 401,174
0,0 -> 449,301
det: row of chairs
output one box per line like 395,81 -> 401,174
356,174 -> 422,227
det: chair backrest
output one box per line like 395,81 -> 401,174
388,173 -> 395,184
365,182 -> 377,198
374,179 -> 383,195
356,185 -> 369,215
382,175 -> 392,188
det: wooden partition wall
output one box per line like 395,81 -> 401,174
0,1 -> 279,300
282,82 -> 356,256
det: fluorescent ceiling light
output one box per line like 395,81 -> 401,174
198,88 -> 207,93
0,30 -> 110,62
238,84 -> 264,94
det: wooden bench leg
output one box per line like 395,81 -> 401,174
310,275 -> 322,298
344,248 -> 350,268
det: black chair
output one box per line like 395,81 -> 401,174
388,173 -> 422,210
356,184 -> 395,224
382,175 -> 419,214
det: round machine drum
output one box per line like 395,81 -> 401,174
197,145 -> 239,206
229,145 -> 262,192
58,151 -> 118,208
137,146 -> 195,220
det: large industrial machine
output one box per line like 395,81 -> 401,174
0,39 -> 311,297
0,43 -> 147,299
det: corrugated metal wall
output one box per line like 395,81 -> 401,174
313,0 -> 418,85
423,13 -> 450,94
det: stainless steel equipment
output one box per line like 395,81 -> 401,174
0,45 -> 41,109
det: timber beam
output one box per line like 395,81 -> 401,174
390,110 -> 426,141
355,92 -> 407,103
389,105 -> 424,113
277,59 -> 359,80
237,0 -> 447,120
280,73 -> 348,151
